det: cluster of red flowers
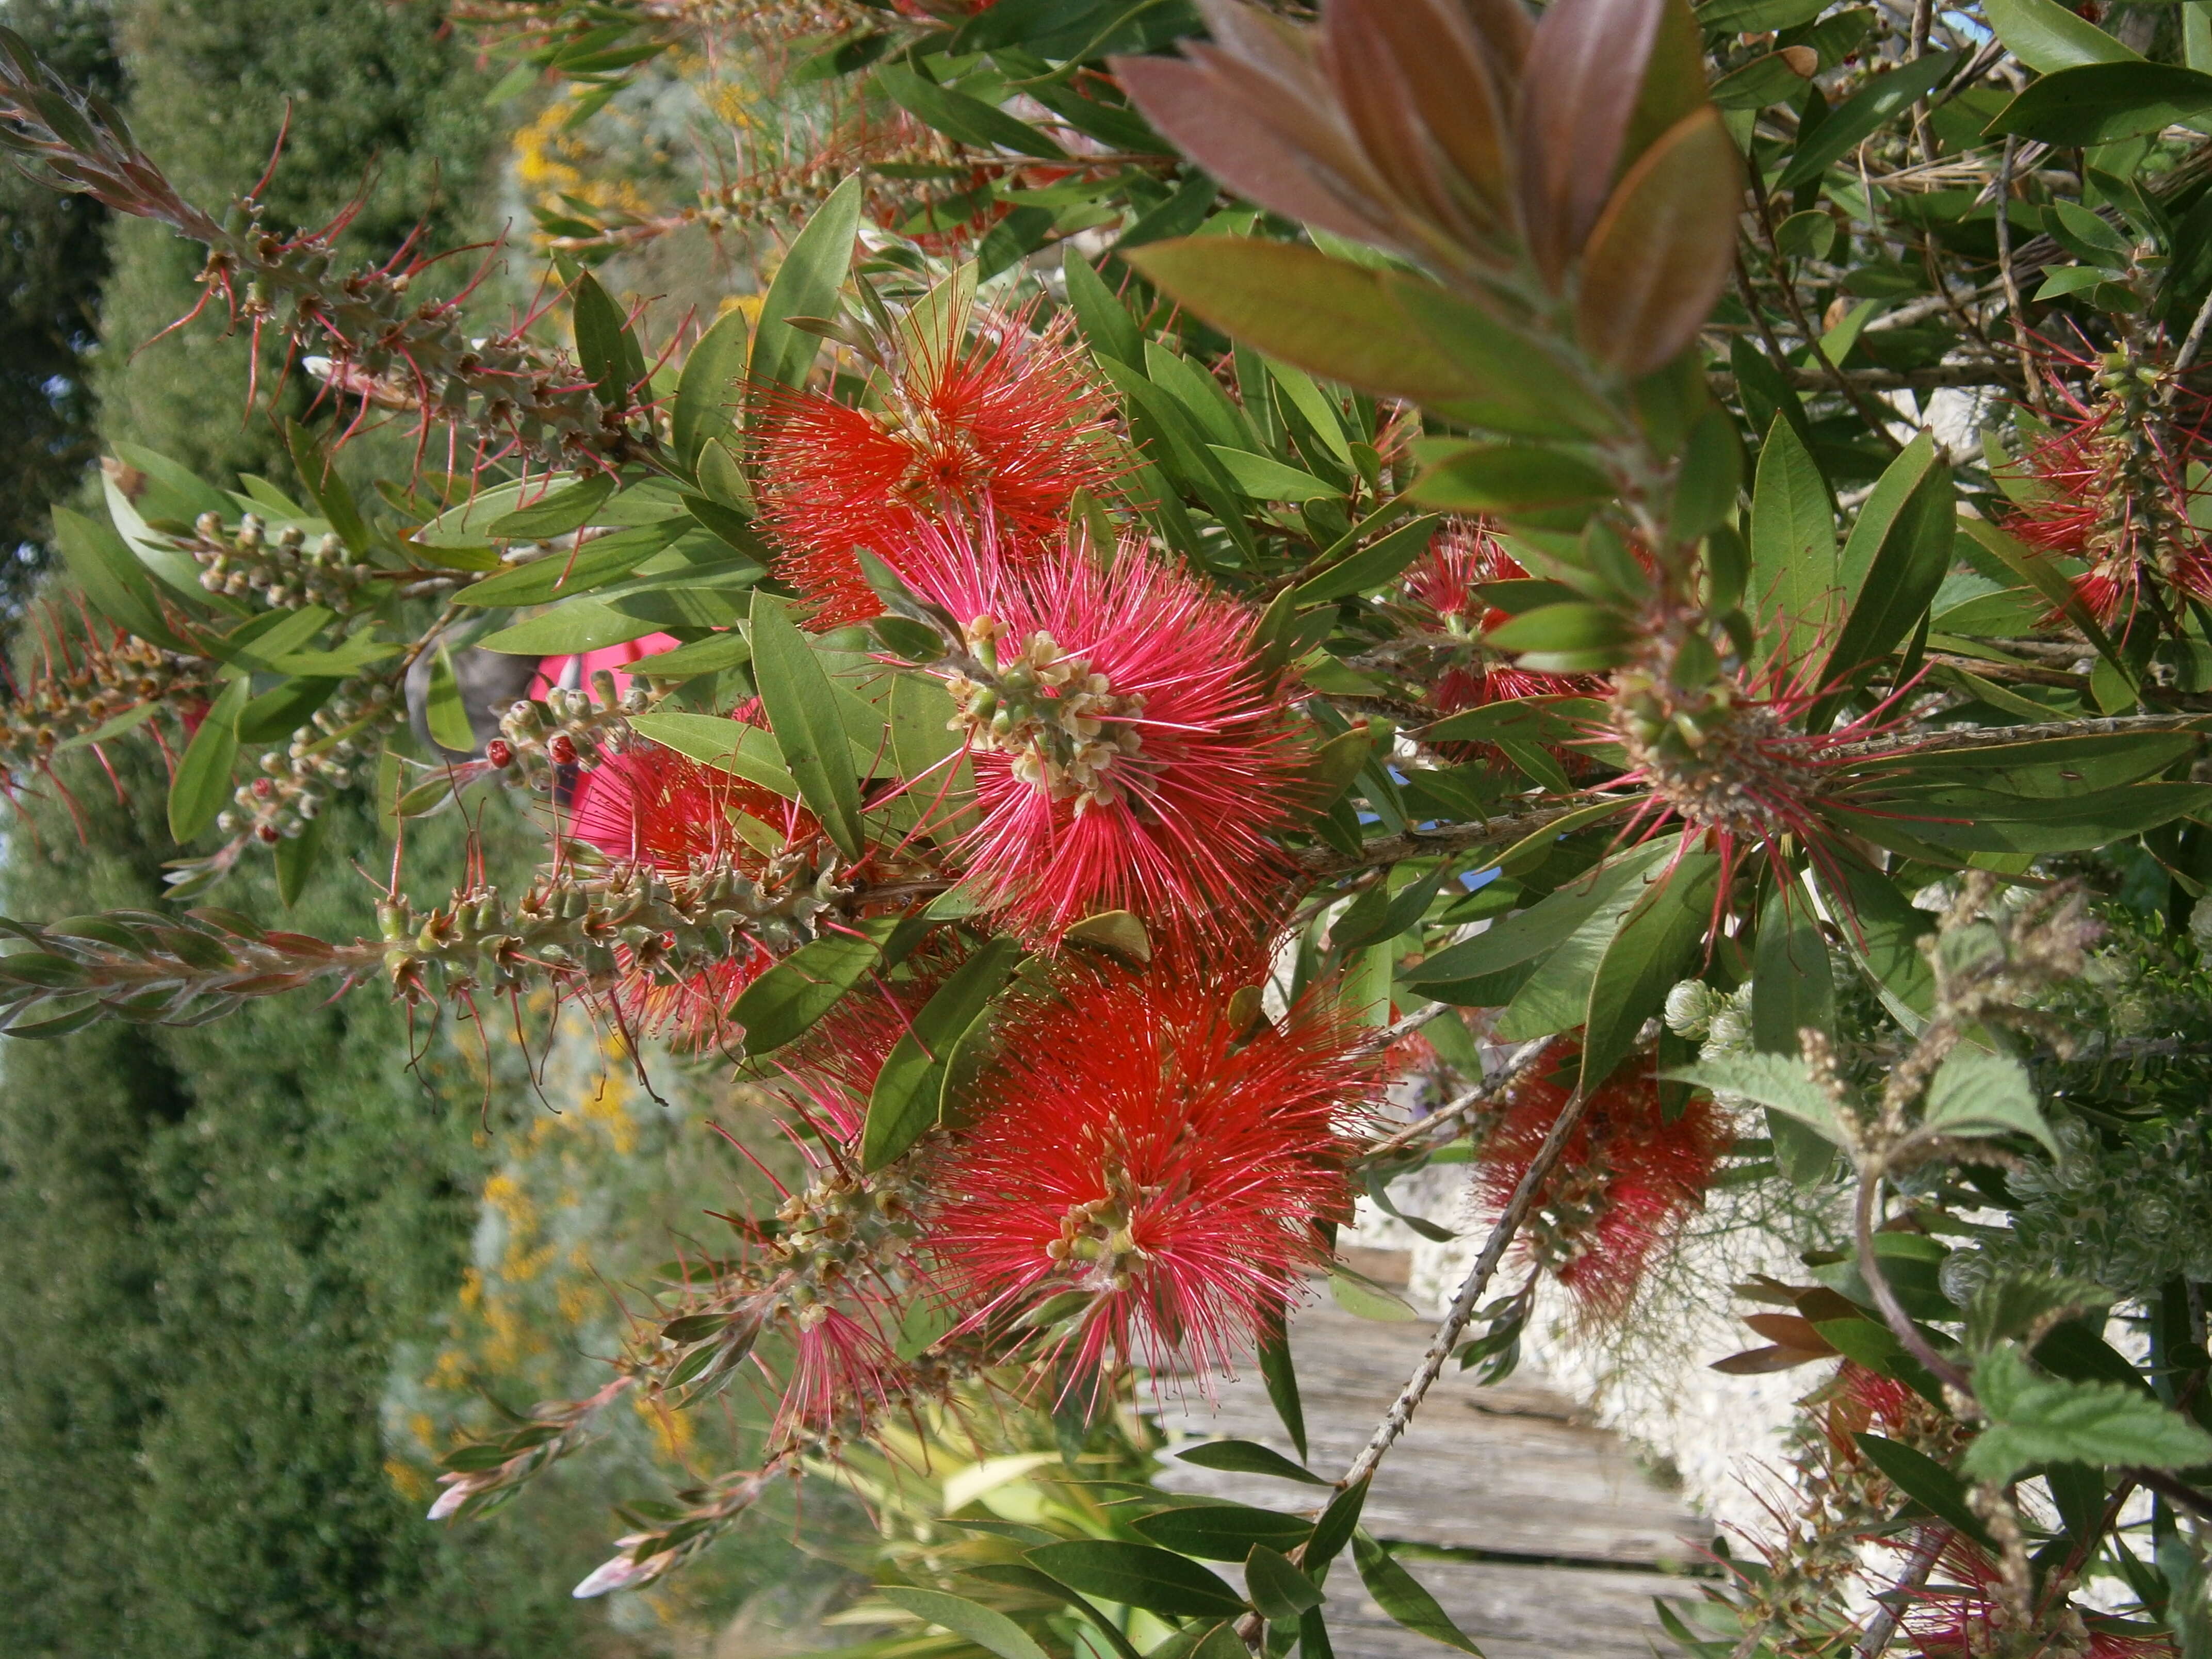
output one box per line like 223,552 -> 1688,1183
547,292 -> 1728,1452
540,295 -> 1383,1440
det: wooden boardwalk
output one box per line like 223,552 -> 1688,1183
1154,1273 -> 1713,1659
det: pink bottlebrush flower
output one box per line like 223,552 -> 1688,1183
898,519 -> 1301,944
1999,337 -> 2212,628
1477,1047 -> 1730,1320
752,301 -> 1119,628
922,955 -> 1373,1391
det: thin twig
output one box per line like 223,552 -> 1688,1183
1356,999 -> 1454,1059
1362,1036 -> 1555,1161
1337,1082 -> 1598,1490
1853,1527 -> 1947,1659
2172,283 -> 2212,382
1995,137 -> 2047,412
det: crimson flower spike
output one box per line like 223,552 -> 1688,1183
0,28 -> 653,473
922,951 -> 1376,1397
751,288 -> 1122,628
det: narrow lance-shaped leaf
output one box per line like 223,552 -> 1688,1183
749,173 -> 864,394
749,592 -> 867,859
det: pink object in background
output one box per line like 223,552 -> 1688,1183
534,634 -> 681,698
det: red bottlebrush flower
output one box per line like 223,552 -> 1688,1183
1398,521 -> 1603,766
923,958 -> 1373,1388
899,521 -> 1300,944
1477,1047 -> 1730,1319
563,737 -> 818,1041
1999,339 -> 2212,628
752,299 -> 1120,628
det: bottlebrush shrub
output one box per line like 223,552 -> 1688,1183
17,0 -> 2212,1645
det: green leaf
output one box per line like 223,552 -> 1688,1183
426,646 -> 476,752
201,605 -> 334,674
624,631 -> 753,679
572,271 -> 646,408
1482,601 -> 1637,671
1402,843 -> 1669,991
1748,415 -> 1838,665
1988,61 -> 2212,144
1131,1504 -> 1312,1562
886,673 -> 977,838
284,421 -> 373,555
1984,0 -> 2138,73
1351,1532 -> 1483,1655
674,306 -> 750,469
750,174 -> 864,393
876,62 -> 1067,159
55,698 -> 164,754
1813,433 -> 1952,724
1208,446 -> 1342,503
168,676 -> 248,842
1330,1269 -> 1419,1322
1920,1048 -> 2057,1155
863,937 -> 1027,1170
1580,853 -> 1720,1091
1063,246 -> 1142,365
627,712 -> 795,798
1408,442 -> 1615,523
1023,1542 -> 1248,1620
273,808 -> 329,908
751,592 -> 867,859
1695,0 -> 1824,28
1780,52 -> 1959,188
486,474 -> 617,541
729,920 -> 894,1054
1752,882 -> 1837,1184
476,602 -> 664,657
1664,1052 -> 1855,1147
1259,1313 -> 1307,1461
1712,49 -> 1819,111
1494,843 -> 1688,1040
876,1588 -> 1051,1659
1175,1441 -> 1328,1487
460,522 -> 682,607
1245,1548 -> 1324,1623
1852,1435 -> 1994,1544
1291,515 -> 1441,606
1966,1345 -> 2212,1484
1125,240 -> 1603,435
51,506 -> 186,649
1303,1478 -> 1368,1572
